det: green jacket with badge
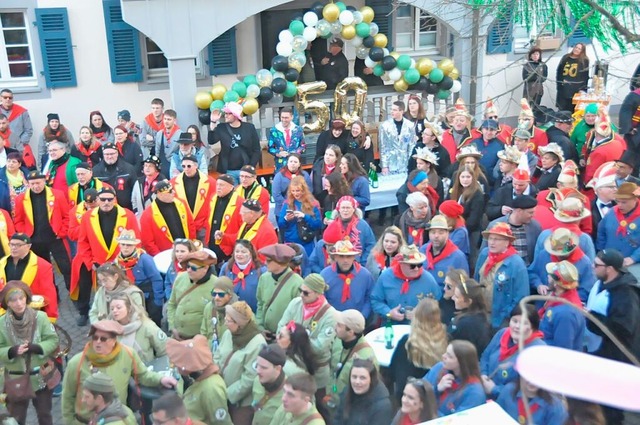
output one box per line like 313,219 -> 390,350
256,269 -> 303,333
0,310 -> 59,392
214,328 -> 266,406
329,335 -> 377,396
117,316 -> 167,364
61,343 -> 164,424
167,273 -> 215,339
250,375 -> 285,425
278,298 -> 336,389
269,404 -> 326,425
200,294 -> 237,348
182,372 -> 233,425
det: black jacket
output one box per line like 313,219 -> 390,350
334,380 -> 394,425
314,130 -> 349,162
546,126 -> 579,164
92,158 -> 137,210
208,122 -> 260,173
534,163 -> 561,191
588,272 -> 640,363
590,198 -> 615,240
486,182 -> 539,222
459,189 -> 486,233
449,311 -> 492,355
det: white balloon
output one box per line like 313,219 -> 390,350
303,26 -> 317,42
339,10 -> 354,26
382,48 -> 390,56
279,30 -> 294,43
330,21 -> 343,35
303,11 -> 319,27
364,57 -> 376,68
276,41 -> 293,56
269,93 -> 284,105
451,80 -> 462,93
369,22 -> 379,36
389,67 -> 402,81
273,72 -> 285,80
353,11 -> 363,24
351,36 -> 363,47
410,59 -> 416,69
246,84 -> 260,99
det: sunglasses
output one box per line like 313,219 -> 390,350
487,115 -> 498,119
1,96 -> 13,100
408,263 -> 423,269
174,238 -> 190,243
92,335 -> 111,342
187,264 -> 205,271
298,288 -> 312,296
211,291 -> 227,298
181,164 -> 194,169
98,197 -> 115,202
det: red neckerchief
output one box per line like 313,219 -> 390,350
498,329 -> 544,361
550,246 -> 584,263
326,217 -> 361,251
373,252 -> 389,270
324,164 -> 336,175
483,246 -> 517,277
116,141 -> 125,157
333,263 -> 361,303
539,288 -> 582,318
391,261 -> 423,294
143,174 -> 160,198
426,240 -> 459,270
75,140 -> 102,164
231,261 -> 253,290
163,125 -> 180,144
437,369 -> 480,406
115,249 -> 141,283
322,245 -> 330,265
400,414 -> 419,425
302,296 -> 325,321
613,204 -> 640,236
5,104 -> 26,122
518,397 -> 540,422
0,127 -> 10,148
407,226 -> 424,246
145,113 -> 164,132
281,168 -> 300,180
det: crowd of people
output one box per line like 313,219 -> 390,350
0,50 -> 638,425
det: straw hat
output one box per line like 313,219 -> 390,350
427,215 -> 451,231
544,228 -> 579,256
554,197 -> 591,222
538,143 -> 565,163
497,145 -> 523,164
456,145 -> 482,161
412,147 -> 439,166
331,240 -> 362,256
396,245 -> 427,264
481,222 -> 515,241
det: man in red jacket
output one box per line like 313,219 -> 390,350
72,187 -> 139,325
14,170 -> 70,296
140,180 -> 195,256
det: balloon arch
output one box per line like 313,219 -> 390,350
195,2 -> 461,127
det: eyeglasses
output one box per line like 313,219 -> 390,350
211,291 -> 227,298
187,264 -> 205,271
593,262 -> 606,268
8,243 -> 27,248
408,263 -> 423,269
1,96 -> 13,100
298,288 -> 311,296
98,197 -> 115,202
47,148 -> 63,153
239,175 -> 253,179
181,164 -> 194,169
91,335 -> 112,342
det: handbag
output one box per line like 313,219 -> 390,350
4,319 -> 38,402
39,358 -> 61,390
296,220 -> 316,243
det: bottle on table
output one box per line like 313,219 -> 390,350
384,313 -> 394,349
369,162 -> 379,188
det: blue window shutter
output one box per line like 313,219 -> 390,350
102,0 -> 142,83
35,8 -> 77,88
366,0 -> 393,50
487,9 -> 513,54
208,28 -> 237,76
568,15 -> 591,46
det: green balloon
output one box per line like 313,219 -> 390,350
210,99 -> 225,111
223,90 -> 240,103
355,22 -> 371,38
429,68 -> 444,84
404,68 -> 420,85
397,55 -> 412,71
336,2 -> 347,12
284,81 -> 297,98
243,75 -> 257,86
373,64 -> 385,77
289,20 -> 305,36
231,81 -> 247,98
437,89 -> 451,100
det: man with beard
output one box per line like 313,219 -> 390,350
92,142 -> 137,210
422,215 -> 468,289
203,174 -> 242,263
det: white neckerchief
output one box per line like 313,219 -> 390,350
585,280 -> 609,352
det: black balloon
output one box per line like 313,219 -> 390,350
258,87 -> 274,104
440,76 -> 454,90
346,5 -> 356,11
381,55 -> 397,71
369,47 -> 384,62
415,76 -> 429,91
363,36 -> 375,48
291,12 -> 303,22
272,55 -> 289,73
426,80 -> 438,95
284,68 -> 300,82
271,77 -> 287,94
311,2 -> 324,17
198,109 -> 210,126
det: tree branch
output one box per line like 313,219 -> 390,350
577,0 -> 640,43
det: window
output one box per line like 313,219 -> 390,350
142,36 -> 204,80
395,4 -> 439,54
0,11 -> 37,85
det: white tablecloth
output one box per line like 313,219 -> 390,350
366,173 -> 407,211
364,324 -> 411,367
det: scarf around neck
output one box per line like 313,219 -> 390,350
6,307 -> 37,344
116,249 -> 142,283
47,153 -> 70,184
538,288 -> 582,318
231,320 -> 261,350
85,341 -> 123,368
426,240 -> 458,270
391,261 -> 423,294
334,263 -> 361,303
483,246 -> 517,277
303,296 -> 326,321
498,329 -> 543,361
232,260 -> 253,290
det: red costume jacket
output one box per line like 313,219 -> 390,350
171,171 -> 216,229
67,179 -> 109,208
583,134 -> 626,185
534,189 -> 592,234
234,183 -> 270,215
0,252 -> 58,321
140,199 -> 196,256
14,187 -> 69,238
441,128 -> 481,160
68,203 -> 93,242
221,214 -> 278,261
0,209 -> 14,256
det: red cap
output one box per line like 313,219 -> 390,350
512,168 -> 530,181
439,200 -> 464,218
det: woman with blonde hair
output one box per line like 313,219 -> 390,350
89,263 -> 145,324
389,298 -> 448,402
277,175 -> 322,255
365,226 -> 406,280
70,125 -> 103,166
449,166 -> 486,266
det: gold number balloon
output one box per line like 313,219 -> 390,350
296,81 -> 329,134
333,77 -> 368,129
449,67 -> 460,80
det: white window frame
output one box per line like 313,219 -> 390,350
141,36 -> 205,81
0,9 -> 38,88
394,4 -> 440,56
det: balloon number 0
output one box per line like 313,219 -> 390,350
296,77 -> 368,134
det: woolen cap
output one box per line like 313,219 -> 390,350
181,154 -> 198,164
47,113 -> 60,122
117,110 -> 131,121
102,142 -> 118,152
0,280 -> 32,309
304,273 -> 328,294
98,187 -> 117,196
334,309 -> 365,334
90,320 -> 124,336
242,199 -> 262,212
217,174 -> 235,186
166,335 -> 214,374
83,372 -> 115,394
259,244 -> 296,264
258,343 -> 287,367
225,301 -> 253,327
512,195 -> 537,210
84,188 -> 99,203
439,200 -> 464,218
154,180 -> 173,193
213,276 -> 234,294
11,233 -> 31,244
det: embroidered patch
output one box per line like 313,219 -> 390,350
215,408 -> 227,420
158,331 -> 167,340
497,272 -> 506,282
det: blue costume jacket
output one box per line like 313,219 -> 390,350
267,123 -> 305,171
449,227 -> 470,256
528,248 -> 595,302
420,241 -> 469,289
496,382 -> 568,424
350,176 -> 371,209
309,240 -> 330,274
475,248 -> 530,329
539,300 -> 586,351
219,261 -> 266,312
272,170 -> 313,218
536,228 -> 595,261
277,201 -> 322,256
424,362 -> 486,417
596,205 -> 640,262
321,263 -> 374,318
469,137 -> 503,183
125,252 -> 164,306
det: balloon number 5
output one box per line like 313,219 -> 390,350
333,77 -> 368,129
296,81 -> 329,134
